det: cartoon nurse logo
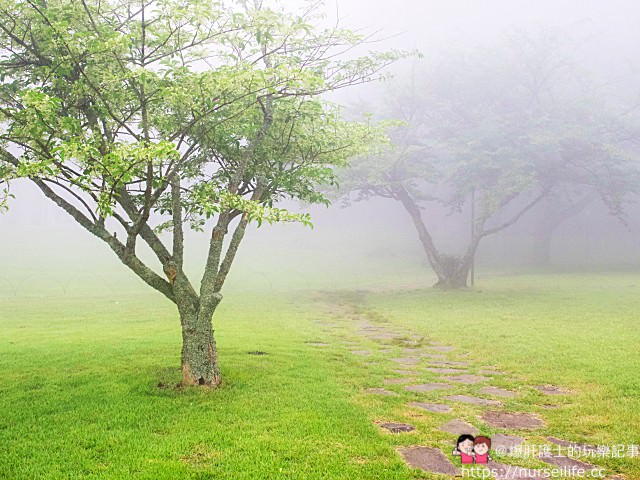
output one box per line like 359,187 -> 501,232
473,436 -> 492,464
453,434 -> 492,464
452,434 -> 476,464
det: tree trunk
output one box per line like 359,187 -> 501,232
174,281 -> 222,387
179,310 -> 222,386
530,192 -> 597,266
432,255 -> 472,289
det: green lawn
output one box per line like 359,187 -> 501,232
0,272 -> 638,479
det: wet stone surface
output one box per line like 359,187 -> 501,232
479,386 -> 518,398
391,357 -> 420,365
426,367 -> 469,374
405,383 -> 452,392
439,419 -> 479,435
444,394 -> 502,407
535,385 -> 570,395
407,401 -> 452,413
393,370 -> 419,376
397,446 -> 459,476
430,360 -> 469,366
428,345 -> 456,352
441,374 -> 489,384
482,411 -> 544,429
378,422 -> 416,433
491,433 -> 525,453
365,388 -> 399,396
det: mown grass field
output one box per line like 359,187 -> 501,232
0,272 -> 638,479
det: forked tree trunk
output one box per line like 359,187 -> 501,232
432,254 -> 472,289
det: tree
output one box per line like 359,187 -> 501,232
0,0 -> 399,385
340,32 -> 640,288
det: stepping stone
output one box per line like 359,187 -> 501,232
491,433 -> 524,454
442,374 -> 489,384
482,411 -> 544,429
479,386 -> 518,398
378,422 -> 416,433
430,360 -> 469,366
403,348 -> 421,354
538,454 -> 595,470
391,357 -> 419,365
426,367 -> 469,374
393,370 -> 418,376
546,437 -> 597,452
444,394 -> 502,406
408,401 -> 452,413
479,369 -> 505,375
397,446 -> 459,476
350,350 -> 370,356
439,419 -> 479,435
405,383 -> 452,392
482,460 -> 550,479
540,404 -> 561,410
535,385 -> 570,395
365,388 -> 399,396
429,345 -> 455,352
420,353 -> 446,359
384,378 -> 411,385
306,342 -> 329,347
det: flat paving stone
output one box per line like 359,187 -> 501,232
534,385 -> 570,395
384,378 -> 411,385
397,446 -> 459,476
444,394 -> 502,406
420,353 -> 446,359
350,350 -> 371,356
393,369 -> 419,375
365,388 -> 399,396
479,386 -> 518,398
442,374 -> 489,384
306,342 -> 329,347
391,357 -> 420,365
482,411 -> 544,429
538,454 -> 595,470
479,369 -> 505,375
426,367 -> 469,374
378,422 -> 416,433
408,401 -> 452,413
491,433 -> 525,453
429,345 -> 456,352
430,360 -> 469,366
405,383 -> 452,392
439,419 -> 479,435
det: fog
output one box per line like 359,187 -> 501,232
2,0 -> 640,298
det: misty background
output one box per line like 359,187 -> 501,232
2,0 -> 639,298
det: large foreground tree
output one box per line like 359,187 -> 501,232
0,0 -> 398,385
341,33 -> 640,288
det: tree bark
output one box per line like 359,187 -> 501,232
172,271 -> 222,387
432,254 -> 472,289
180,310 -> 221,386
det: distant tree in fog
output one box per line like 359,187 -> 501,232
340,31 -> 640,288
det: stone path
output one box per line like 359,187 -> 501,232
312,292 -> 617,479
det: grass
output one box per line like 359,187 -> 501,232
0,272 -> 639,478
